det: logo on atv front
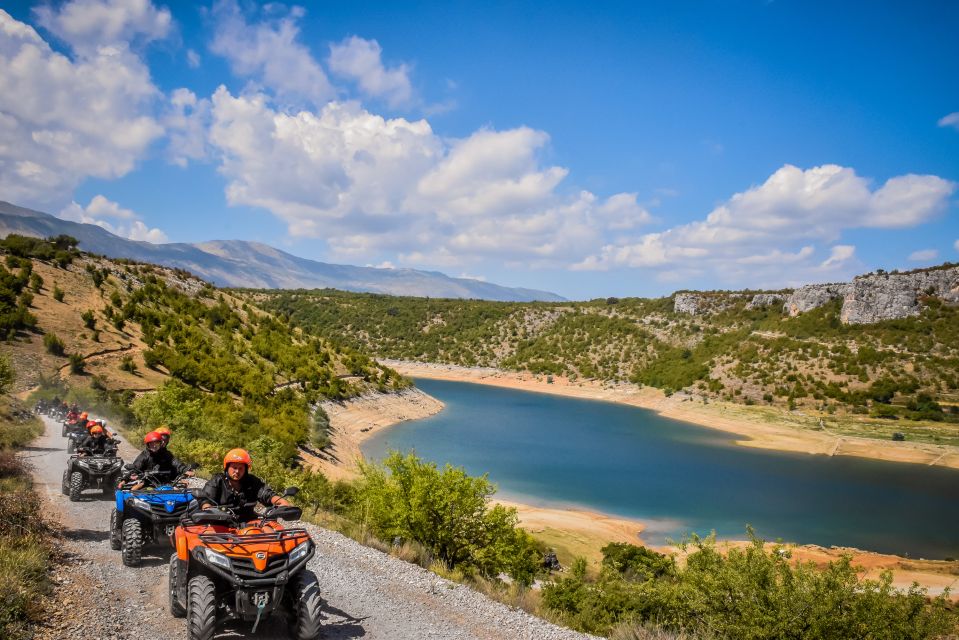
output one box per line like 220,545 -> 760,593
255,552 -> 266,560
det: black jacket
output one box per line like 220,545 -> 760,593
131,447 -> 188,481
78,435 -> 115,456
198,473 -> 277,522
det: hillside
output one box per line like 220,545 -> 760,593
249,270 -> 959,446
0,233 -> 410,470
0,201 -> 564,302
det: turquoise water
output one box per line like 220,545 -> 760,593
362,378 -> 959,559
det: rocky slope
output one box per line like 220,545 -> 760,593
674,264 -> 959,324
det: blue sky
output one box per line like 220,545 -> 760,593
1,0 -> 957,299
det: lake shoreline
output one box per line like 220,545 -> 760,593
309,366 -> 958,598
382,359 -> 959,471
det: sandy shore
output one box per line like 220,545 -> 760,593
308,367 -> 958,597
383,360 -> 959,471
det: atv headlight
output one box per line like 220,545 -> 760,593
203,548 -> 232,570
132,498 -> 151,510
289,541 -> 312,564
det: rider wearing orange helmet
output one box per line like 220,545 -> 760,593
197,448 -> 290,521
77,424 -> 114,456
130,431 -> 192,483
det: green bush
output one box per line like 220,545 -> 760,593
543,532 -> 956,638
68,353 -> 85,374
356,451 -> 542,584
42,333 -> 65,356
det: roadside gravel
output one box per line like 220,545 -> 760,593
27,415 -> 597,640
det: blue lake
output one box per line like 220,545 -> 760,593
362,378 -> 959,559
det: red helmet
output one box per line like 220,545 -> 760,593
90,425 -> 104,436
144,431 -> 163,445
223,448 -> 252,470
86,421 -> 98,430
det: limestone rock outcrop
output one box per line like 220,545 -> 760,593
783,284 -> 851,316
745,293 -> 787,310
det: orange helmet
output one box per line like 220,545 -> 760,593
155,426 -> 172,437
223,448 -> 252,470
90,425 -> 104,436
80,412 -> 88,420
144,431 -> 163,445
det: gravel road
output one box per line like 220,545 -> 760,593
26,415 -> 597,640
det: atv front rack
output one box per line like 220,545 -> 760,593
198,528 -> 309,548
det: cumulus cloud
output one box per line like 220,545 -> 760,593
0,9 -> 163,207
208,0 -> 334,107
164,88 -> 211,166
938,112 -> 959,131
206,87 -> 651,267
908,248 -> 939,262
59,195 -> 168,243
575,164 -> 954,285
329,36 -> 413,107
186,48 -> 200,68
33,0 -> 171,54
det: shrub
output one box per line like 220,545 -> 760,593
119,355 -> 137,374
68,354 -> 85,374
52,286 -> 64,302
42,333 -> 65,356
81,310 -> 96,330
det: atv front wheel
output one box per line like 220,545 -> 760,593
187,574 -> 216,640
109,509 -> 122,550
68,471 -> 83,502
288,569 -> 323,640
169,553 -> 186,618
121,518 -> 143,567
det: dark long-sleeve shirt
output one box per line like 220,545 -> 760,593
197,473 -> 277,522
131,447 -> 188,482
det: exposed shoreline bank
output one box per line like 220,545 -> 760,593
309,367 -> 958,598
383,360 -> 959,471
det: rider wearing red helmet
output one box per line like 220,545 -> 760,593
130,431 -> 192,483
197,448 -> 289,522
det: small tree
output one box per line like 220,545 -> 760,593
81,310 -> 96,330
29,273 -> 43,292
43,333 -> 66,356
68,353 -> 85,374
119,355 -> 138,374
0,353 -> 14,394
52,285 -> 64,302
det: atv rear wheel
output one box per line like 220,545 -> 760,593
109,509 -> 122,550
288,570 -> 323,640
169,553 -> 186,618
61,470 -> 69,495
68,471 -> 83,502
187,574 -> 216,640
121,518 -> 143,567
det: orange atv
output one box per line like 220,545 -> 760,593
169,489 -> 323,640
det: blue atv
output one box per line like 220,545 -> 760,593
110,466 -> 197,567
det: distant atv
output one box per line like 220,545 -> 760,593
61,416 -> 83,438
169,489 -> 322,640
111,467 -> 197,567
64,423 -> 89,452
61,447 -> 123,501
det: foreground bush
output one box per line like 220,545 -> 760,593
357,451 -> 542,585
543,532 -> 956,638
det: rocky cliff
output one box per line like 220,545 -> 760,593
673,265 -> 959,325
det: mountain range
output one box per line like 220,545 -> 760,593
0,201 -> 563,302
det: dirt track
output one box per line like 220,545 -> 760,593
26,414 -> 595,640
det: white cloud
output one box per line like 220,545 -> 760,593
0,9 -> 163,207
938,112 -> 959,131
457,273 -> 487,282
329,36 -> 413,107
164,88 -> 211,166
955,239 -> 959,253
208,0 -> 334,107
33,0 -> 171,55
59,195 -> 168,243
908,248 -> 938,262
186,48 -> 200,68
820,245 -> 855,269
206,87 -> 651,268
576,164 -> 954,286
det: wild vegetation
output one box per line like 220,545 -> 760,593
0,365 -> 54,640
543,532 -> 956,638
250,288 -> 959,443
